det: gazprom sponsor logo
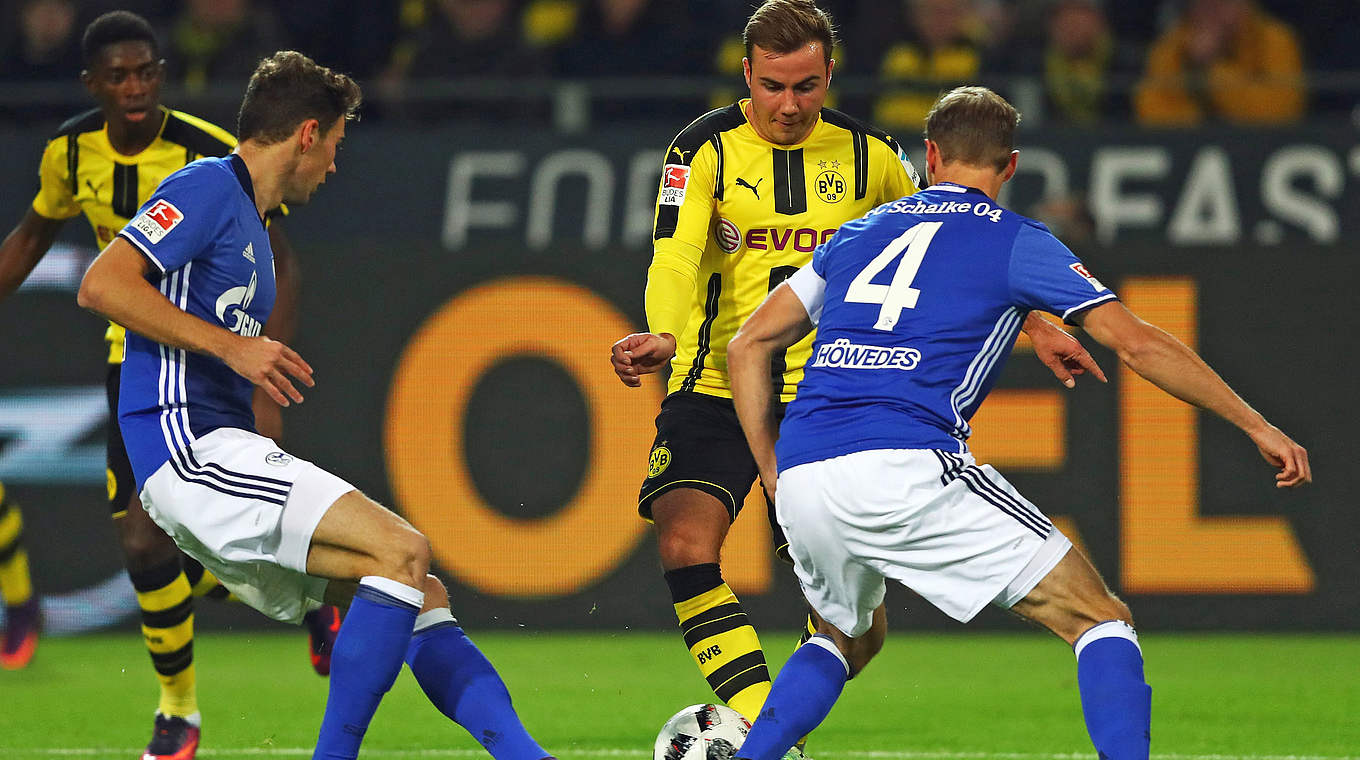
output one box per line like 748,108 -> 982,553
811,338 -> 922,371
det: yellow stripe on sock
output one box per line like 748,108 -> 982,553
0,502 -> 32,605
0,549 -> 33,606
142,615 -> 195,656
136,573 -> 192,613
156,662 -> 199,719
188,566 -> 224,598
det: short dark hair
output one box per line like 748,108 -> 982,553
81,11 -> 159,68
743,0 -> 837,67
923,86 -> 1021,172
237,51 -> 362,145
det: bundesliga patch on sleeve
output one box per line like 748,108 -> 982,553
659,164 -> 690,206
129,199 -> 185,244
1069,262 -> 1108,292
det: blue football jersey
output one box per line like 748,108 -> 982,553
776,182 -> 1117,472
117,155 -> 275,488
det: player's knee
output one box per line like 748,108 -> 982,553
655,522 -> 723,569
379,528 -> 431,588
420,573 -> 449,612
116,517 -> 179,572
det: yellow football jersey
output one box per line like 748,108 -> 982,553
649,100 -> 922,401
31,106 -> 238,364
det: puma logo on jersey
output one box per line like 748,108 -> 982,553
735,177 -> 763,199
669,146 -> 692,163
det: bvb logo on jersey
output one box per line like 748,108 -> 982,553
815,170 -> 847,203
648,445 -> 672,478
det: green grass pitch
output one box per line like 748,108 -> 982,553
1,631 -> 1356,758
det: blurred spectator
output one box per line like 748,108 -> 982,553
273,0 -> 399,79
854,0 -> 990,131
166,0 -> 286,94
379,0 -> 548,122
1015,0 -> 1141,124
1134,0 -> 1304,125
553,0 -> 697,78
0,0 -> 80,82
391,0 -> 544,80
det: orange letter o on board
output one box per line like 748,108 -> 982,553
385,277 -> 659,598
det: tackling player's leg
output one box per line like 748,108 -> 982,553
1010,549 -> 1151,760
0,481 -> 40,670
307,491 -> 554,760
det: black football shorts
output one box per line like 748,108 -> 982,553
637,391 -> 791,562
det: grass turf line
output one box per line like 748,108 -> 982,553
0,632 -> 1354,758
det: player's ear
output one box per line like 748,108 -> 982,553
298,118 -> 319,152
1000,150 -> 1018,182
826,58 -> 835,84
742,57 -> 752,88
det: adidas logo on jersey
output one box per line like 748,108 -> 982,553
243,242 -> 255,263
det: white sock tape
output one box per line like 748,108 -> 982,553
805,634 -> 851,676
1073,619 -> 1141,661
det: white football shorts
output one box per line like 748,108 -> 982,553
777,448 -> 1071,636
140,427 -> 355,624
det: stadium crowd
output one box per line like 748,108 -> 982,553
1,0 -> 1356,126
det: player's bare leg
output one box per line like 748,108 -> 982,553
654,489 -> 775,722
1011,548 -> 1150,760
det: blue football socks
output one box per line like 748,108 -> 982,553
313,577 -> 423,760
1075,620 -> 1152,760
737,635 -> 850,760
406,609 -> 550,760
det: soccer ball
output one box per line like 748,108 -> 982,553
653,704 -> 752,760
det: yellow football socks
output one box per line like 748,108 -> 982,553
131,560 -> 199,718
668,563 -> 771,722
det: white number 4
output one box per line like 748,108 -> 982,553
845,221 -> 942,331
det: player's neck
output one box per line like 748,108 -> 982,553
105,110 -> 161,156
233,143 -> 286,218
928,167 -> 1003,201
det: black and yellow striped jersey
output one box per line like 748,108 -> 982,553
649,99 -> 922,402
31,106 -> 239,364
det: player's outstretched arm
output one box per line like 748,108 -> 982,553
78,237 -> 315,407
611,331 -> 677,387
729,283 -> 815,498
1021,312 -> 1106,388
0,209 -> 65,303
1075,301 -> 1310,487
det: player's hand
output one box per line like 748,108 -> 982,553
224,336 -> 315,407
1247,424 -> 1311,488
1025,316 -> 1106,389
611,332 -> 677,387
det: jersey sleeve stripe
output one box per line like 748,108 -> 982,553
119,230 -> 166,272
679,273 -> 722,393
1061,293 -> 1119,322
65,133 -> 79,197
